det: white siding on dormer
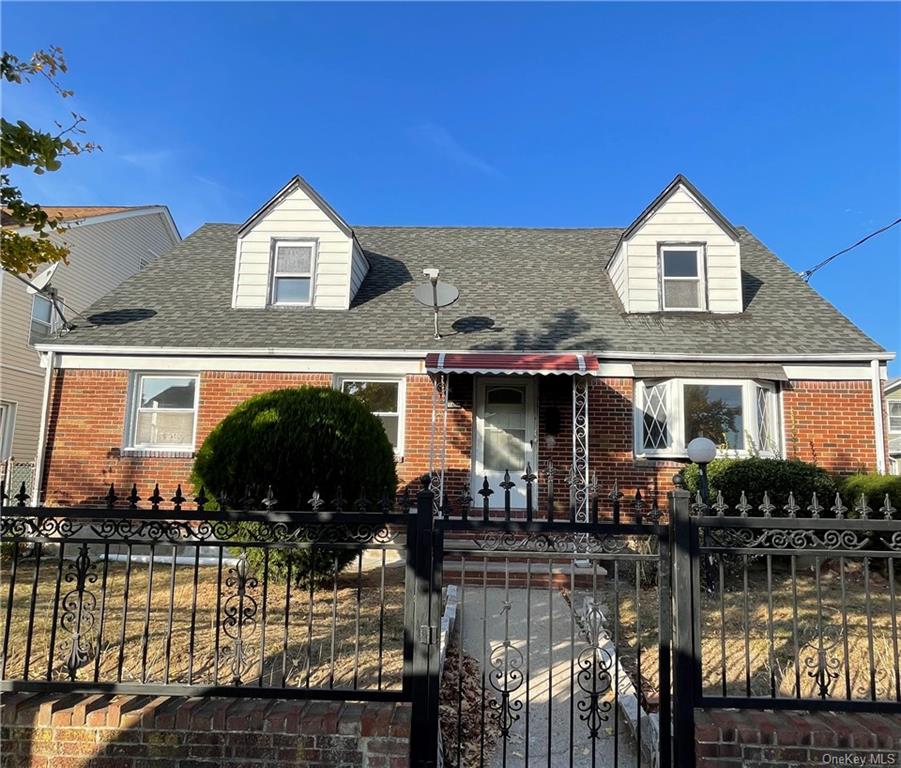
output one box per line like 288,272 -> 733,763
234,185 -> 353,310
624,186 -> 742,313
607,241 -> 628,310
349,239 -> 369,305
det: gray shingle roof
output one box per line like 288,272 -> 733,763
47,223 -> 884,357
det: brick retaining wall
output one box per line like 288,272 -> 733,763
696,709 -> 901,767
0,693 -> 410,768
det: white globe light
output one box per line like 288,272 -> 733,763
687,437 -> 717,465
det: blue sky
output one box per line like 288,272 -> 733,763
3,2 -> 899,372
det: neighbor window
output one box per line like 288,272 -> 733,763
889,401 -> 901,434
660,246 -> 704,310
636,379 -> 778,457
0,401 -> 15,461
129,374 -> 198,450
270,240 -> 315,305
29,294 -> 61,343
338,378 -> 404,453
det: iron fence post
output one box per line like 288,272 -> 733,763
670,475 -> 698,768
409,477 -> 440,768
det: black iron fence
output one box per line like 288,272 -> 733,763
1,474 -> 900,768
0,480 -> 420,703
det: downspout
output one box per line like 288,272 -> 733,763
31,350 -> 55,506
871,358 -> 887,474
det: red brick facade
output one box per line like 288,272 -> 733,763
782,379 -> 880,475
40,368 -> 882,508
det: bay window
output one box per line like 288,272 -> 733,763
636,378 -> 779,457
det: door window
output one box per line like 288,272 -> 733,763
483,386 -> 527,473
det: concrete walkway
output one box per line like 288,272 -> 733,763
458,585 -> 641,768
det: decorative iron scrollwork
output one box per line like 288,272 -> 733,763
221,550 -> 259,685
59,543 -> 98,681
472,532 -> 636,554
800,608 -> 844,699
576,600 -> 614,739
486,640 -> 525,738
708,527 -> 870,551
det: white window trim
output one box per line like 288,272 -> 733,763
634,377 -> 780,459
269,239 -> 317,307
125,373 -> 200,452
888,401 -> 901,434
29,294 -> 63,345
0,401 -> 16,461
334,375 -> 406,457
658,243 -> 707,312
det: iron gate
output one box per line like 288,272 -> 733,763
410,473 -> 674,768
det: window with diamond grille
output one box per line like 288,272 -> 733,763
642,382 -> 670,450
756,385 -> 772,451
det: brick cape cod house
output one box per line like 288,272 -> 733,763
30,174 -> 893,515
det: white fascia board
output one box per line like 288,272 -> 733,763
35,342 -> 896,363
54,353 -> 425,375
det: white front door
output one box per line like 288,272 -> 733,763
474,379 -> 537,510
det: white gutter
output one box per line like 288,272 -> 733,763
33,342 -> 896,363
872,359 -> 887,474
31,350 -> 55,507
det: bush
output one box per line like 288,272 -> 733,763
838,473 -> 901,517
682,457 -> 836,515
192,386 -> 398,585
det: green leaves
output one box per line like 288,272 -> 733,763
1,46 -> 100,274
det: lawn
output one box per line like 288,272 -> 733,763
0,551 -> 407,692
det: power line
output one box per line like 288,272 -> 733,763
800,217 -> 901,282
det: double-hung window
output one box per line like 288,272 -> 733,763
337,377 -> 404,454
888,401 -> 901,434
128,374 -> 199,451
30,294 -> 61,343
270,240 -> 315,306
636,378 -> 779,457
660,246 -> 705,310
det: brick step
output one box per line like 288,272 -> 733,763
442,560 -> 606,589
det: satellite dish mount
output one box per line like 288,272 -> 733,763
20,263 -> 73,333
413,268 -> 460,340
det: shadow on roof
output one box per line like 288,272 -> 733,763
88,308 -> 157,326
351,251 -> 414,307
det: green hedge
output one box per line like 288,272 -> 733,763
838,473 -> 901,517
681,457 -> 836,515
192,386 -> 398,585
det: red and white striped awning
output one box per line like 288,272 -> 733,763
424,352 -> 599,376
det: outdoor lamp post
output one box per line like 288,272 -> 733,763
687,436 -> 717,507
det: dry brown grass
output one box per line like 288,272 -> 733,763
1,554 -> 407,692
605,556 -> 899,703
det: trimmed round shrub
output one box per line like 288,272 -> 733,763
192,387 -> 398,585
839,473 -> 901,518
682,457 -> 836,515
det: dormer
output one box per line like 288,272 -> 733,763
231,175 -> 369,310
607,175 -> 743,314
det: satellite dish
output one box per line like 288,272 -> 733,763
413,268 -> 460,339
26,263 -> 59,295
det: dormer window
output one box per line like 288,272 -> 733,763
270,240 -> 316,306
660,245 -> 705,310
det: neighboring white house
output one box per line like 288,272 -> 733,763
887,378 -> 901,475
1,206 -> 181,492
